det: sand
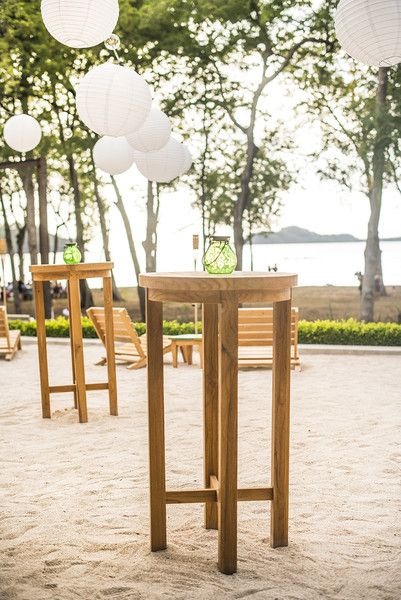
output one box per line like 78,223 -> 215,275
1,341 -> 401,599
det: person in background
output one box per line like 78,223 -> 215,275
355,271 -> 363,293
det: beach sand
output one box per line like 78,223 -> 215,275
0,342 -> 400,599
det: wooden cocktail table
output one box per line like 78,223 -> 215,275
139,271 -> 298,574
30,263 -> 117,423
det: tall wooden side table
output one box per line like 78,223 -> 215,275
30,263 -> 118,423
139,271 -> 298,574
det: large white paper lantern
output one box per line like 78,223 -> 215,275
335,0 -> 401,67
179,145 -> 192,175
76,63 -> 152,137
3,114 -> 42,153
93,136 -> 135,175
126,108 -> 171,152
41,0 -> 119,48
133,137 -> 186,183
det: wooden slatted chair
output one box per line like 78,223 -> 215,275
0,306 -> 22,361
87,307 -> 173,370
238,307 -> 300,370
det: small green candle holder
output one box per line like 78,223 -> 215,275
203,236 -> 237,274
63,242 -> 82,265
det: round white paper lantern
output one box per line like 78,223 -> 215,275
41,0 -> 119,48
3,114 -> 42,153
93,136 -> 135,175
179,145 -> 192,175
76,63 -> 152,137
335,0 -> 401,67
133,137 -> 186,183
126,108 -> 171,152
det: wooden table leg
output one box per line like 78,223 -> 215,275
218,294 -> 238,574
203,303 -> 219,530
172,341 -> 178,368
67,281 -> 77,410
146,292 -> 167,551
103,276 -> 118,416
187,345 -> 193,365
34,281 -> 50,419
68,276 -> 88,423
271,299 -> 291,548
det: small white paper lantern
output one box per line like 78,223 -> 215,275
93,136 -> 135,175
41,0 -> 119,48
335,0 -> 401,67
126,108 -> 171,152
133,137 -> 186,183
3,114 -> 42,153
180,145 -> 192,175
76,63 -> 152,137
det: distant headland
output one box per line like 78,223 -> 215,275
252,226 -> 401,244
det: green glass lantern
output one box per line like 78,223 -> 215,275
63,242 -> 82,265
203,236 -> 237,274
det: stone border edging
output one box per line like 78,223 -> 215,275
20,336 -> 401,355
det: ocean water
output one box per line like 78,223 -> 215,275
126,240 -> 401,288
3,240 -> 400,288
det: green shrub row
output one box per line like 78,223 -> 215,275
8,316 -> 200,339
298,318 -> 401,346
8,316 -> 401,346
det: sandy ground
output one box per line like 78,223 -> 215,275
0,342 -> 401,600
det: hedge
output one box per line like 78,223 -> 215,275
298,318 -> 401,346
8,316 -> 199,339
7,316 -> 401,346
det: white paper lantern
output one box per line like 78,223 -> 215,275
3,114 -> 42,153
93,136 -> 135,175
179,145 -> 192,175
41,0 -> 119,48
335,0 -> 401,67
76,63 -> 152,137
126,108 -> 171,152
133,137 -> 186,183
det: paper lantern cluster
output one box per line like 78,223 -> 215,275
335,0 -> 401,67
39,0 -> 192,180
1,1 -> 193,183
75,61 -> 191,180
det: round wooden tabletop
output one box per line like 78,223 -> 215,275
139,271 -> 298,292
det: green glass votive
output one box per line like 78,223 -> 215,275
203,236 -> 237,274
63,242 -> 82,265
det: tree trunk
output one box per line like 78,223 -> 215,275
16,225 -> 26,281
67,155 -> 93,310
37,158 -> 52,318
248,216 -> 254,272
0,189 -> 21,314
21,164 -> 38,267
361,67 -> 389,322
234,139 -> 258,270
142,180 -> 158,273
111,176 -> 145,321
53,229 -> 59,264
90,153 -> 122,301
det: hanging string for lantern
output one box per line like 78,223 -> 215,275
104,33 -> 122,63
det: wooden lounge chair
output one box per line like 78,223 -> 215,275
0,306 -> 22,361
87,307 -> 173,370
238,307 -> 300,370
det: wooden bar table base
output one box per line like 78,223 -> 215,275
139,271 -> 297,574
30,263 -> 118,423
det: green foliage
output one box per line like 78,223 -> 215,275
298,319 -> 401,346
8,316 -> 202,339
8,317 -> 401,346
